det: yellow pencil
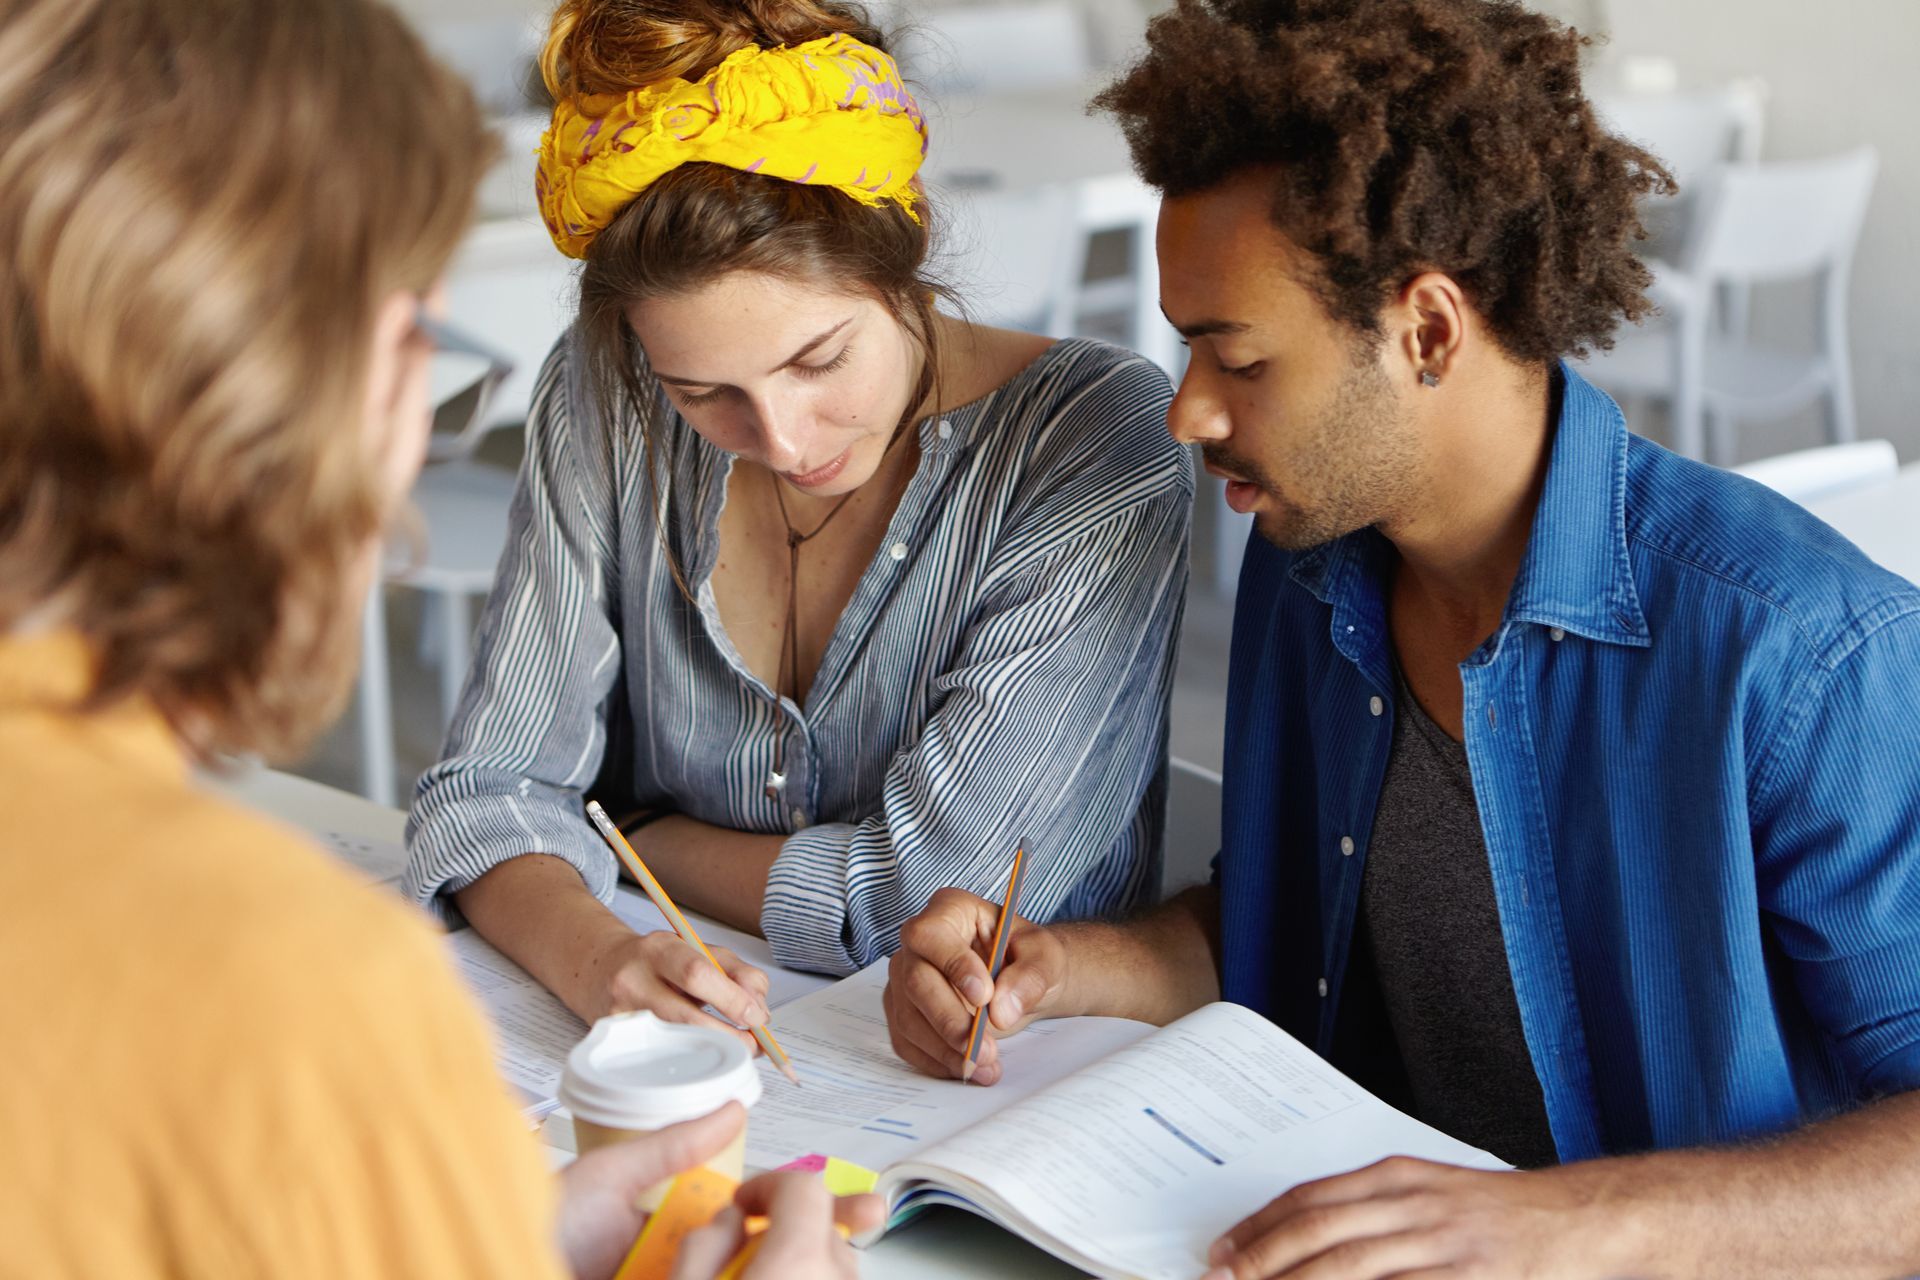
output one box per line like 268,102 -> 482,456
961,840 -> 1028,1085
585,800 -> 800,1086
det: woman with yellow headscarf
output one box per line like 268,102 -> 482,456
406,0 -> 1192,1049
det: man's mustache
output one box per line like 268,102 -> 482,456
1202,444 -> 1261,485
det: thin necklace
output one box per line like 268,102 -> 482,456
761,420 -> 916,801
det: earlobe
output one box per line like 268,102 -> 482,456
1403,271 -> 1467,388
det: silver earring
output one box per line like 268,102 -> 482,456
1420,370 -> 1441,389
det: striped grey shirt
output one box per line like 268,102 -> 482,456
403,333 -> 1190,975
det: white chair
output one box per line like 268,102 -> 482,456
1732,439 -> 1898,507
1579,147 -> 1879,465
434,213 -> 577,457
1591,82 -> 1766,264
896,2 -> 1092,96
938,182 -> 1083,335
1162,756 -> 1222,900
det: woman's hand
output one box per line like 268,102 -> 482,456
558,1104 -> 883,1280
670,1170 -> 884,1280
583,929 -> 773,1049
556,1104 -> 746,1280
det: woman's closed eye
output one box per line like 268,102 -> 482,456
793,345 -> 853,380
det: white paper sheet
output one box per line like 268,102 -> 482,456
313,829 -> 407,885
444,927 -> 586,1117
605,887 -> 835,1010
447,892 -> 836,1118
744,962 -> 1154,1173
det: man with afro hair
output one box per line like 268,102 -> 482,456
884,0 -> 1920,1275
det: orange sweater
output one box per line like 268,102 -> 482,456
0,631 -> 568,1278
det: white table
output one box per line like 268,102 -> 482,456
209,766 -> 1082,1279
1804,462 -> 1920,587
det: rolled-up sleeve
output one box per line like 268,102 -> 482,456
763,472 -> 1192,974
1752,608 -> 1920,1098
402,340 -> 627,922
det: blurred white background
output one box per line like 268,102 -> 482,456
301,0 -> 1919,804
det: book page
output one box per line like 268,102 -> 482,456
902,1001 -> 1509,1280
744,962 -> 1154,1174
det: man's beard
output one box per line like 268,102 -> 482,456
1206,354 -> 1416,553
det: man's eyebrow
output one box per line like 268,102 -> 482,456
1163,311 -> 1252,340
652,317 -> 856,388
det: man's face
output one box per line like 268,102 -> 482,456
1158,170 -> 1422,551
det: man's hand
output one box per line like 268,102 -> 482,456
882,886 -> 1073,1086
1201,1156 -> 1634,1280
670,1171 -> 884,1280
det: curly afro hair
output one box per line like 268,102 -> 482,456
1093,0 -> 1675,362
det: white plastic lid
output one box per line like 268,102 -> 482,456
559,1011 -> 763,1130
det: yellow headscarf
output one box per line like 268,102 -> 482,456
535,33 -> 928,259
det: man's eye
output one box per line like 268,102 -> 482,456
1220,359 -> 1265,380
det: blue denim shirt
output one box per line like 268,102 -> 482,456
1219,365 -> 1920,1162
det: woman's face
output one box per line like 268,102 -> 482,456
626,271 -> 921,496
363,287 -> 440,514
345,286 -> 440,606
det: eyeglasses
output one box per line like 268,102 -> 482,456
414,304 -> 516,463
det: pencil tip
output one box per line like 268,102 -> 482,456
960,1059 -> 975,1085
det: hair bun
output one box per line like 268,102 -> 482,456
542,0 -> 885,100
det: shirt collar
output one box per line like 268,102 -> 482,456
1288,361 -> 1650,648
1502,362 -> 1650,646
0,628 -> 189,779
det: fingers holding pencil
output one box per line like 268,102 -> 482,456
594,931 -> 772,1052
584,800 -> 800,1085
884,883 -> 1069,1085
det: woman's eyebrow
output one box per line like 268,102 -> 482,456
653,317 -> 855,387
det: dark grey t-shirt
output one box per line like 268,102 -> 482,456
1358,669 -> 1559,1168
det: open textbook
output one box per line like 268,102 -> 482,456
446,918 -> 1506,1278
743,963 -> 1509,1280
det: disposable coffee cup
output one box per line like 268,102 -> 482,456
559,1011 -> 764,1212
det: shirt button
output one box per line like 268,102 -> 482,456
889,542 -> 908,561
936,418 -> 953,440
1549,627 -> 1566,642
1317,977 -> 1329,997
1340,835 -> 1355,856
1368,695 -> 1383,717
790,807 -> 807,829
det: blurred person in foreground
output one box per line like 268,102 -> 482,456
0,1 -> 874,1275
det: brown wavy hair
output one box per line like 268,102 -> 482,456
541,0 -> 951,595
0,0 -> 490,760
1093,0 -> 1674,362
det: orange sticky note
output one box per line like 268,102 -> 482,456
613,1166 -> 740,1280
